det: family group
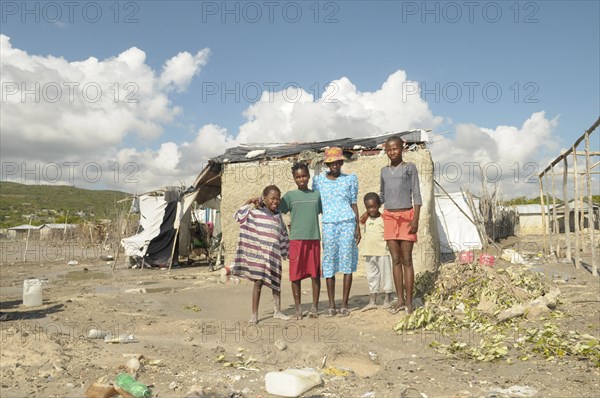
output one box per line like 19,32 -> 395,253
230,136 -> 422,325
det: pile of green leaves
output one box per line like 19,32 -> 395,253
394,262 -> 600,366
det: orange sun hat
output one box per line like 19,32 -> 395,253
323,147 -> 345,163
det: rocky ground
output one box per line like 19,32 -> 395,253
0,237 -> 598,398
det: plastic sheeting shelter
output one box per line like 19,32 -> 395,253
435,192 -> 482,253
121,188 -> 198,267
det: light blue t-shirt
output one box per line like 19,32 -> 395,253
312,173 -> 358,223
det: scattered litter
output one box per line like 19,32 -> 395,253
100,255 -> 114,261
458,251 -> 474,264
126,357 -> 141,374
169,381 -> 177,390
265,368 -> 322,397
104,334 -> 138,344
478,253 -> 495,267
322,366 -> 350,377
67,260 -> 78,266
182,304 -> 201,312
488,385 -> 538,397
368,351 -> 379,363
84,382 -> 117,398
245,149 -> 266,159
87,329 -> 111,339
361,392 -> 376,398
501,249 -> 525,264
124,288 -> 147,294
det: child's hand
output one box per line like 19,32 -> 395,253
359,211 -> 369,224
409,219 -> 419,234
354,225 -> 362,245
245,196 -> 261,207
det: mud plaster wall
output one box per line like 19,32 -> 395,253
220,148 -> 439,277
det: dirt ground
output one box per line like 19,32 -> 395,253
0,237 -> 599,398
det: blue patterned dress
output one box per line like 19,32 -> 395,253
312,172 -> 359,278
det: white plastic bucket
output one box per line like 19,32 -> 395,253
23,279 -> 43,306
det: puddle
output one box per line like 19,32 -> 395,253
59,270 -> 111,281
331,355 -> 381,378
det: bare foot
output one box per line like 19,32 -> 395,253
382,300 -> 392,309
273,311 -> 290,320
405,303 -> 414,315
388,303 -> 406,315
308,306 -> 318,318
248,314 -> 258,325
361,302 -> 377,312
293,311 -> 302,320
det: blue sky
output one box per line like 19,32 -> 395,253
1,1 -> 599,195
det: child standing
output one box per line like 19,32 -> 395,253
380,136 -> 422,315
360,192 -> 394,311
231,185 -> 291,325
279,162 -> 322,319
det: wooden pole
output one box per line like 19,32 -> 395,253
539,176 -> 548,255
562,157 -> 572,263
23,216 -> 33,262
550,168 -> 559,257
584,131 -> 598,276
572,146 -> 581,269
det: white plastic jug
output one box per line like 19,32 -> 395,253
23,279 -> 43,306
265,368 -> 322,397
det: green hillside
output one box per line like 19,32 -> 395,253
0,182 -> 130,228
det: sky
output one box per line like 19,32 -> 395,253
1,0 -> 599,198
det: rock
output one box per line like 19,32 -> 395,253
169,381 -> 177,390
67,260 -> 78,266
184,385 -> 204,397
525,304 -> 550,320
497,304 -> 526,322
274,339 -> 287,351
66,383 -> 75,388
241,387 -> 251,396
126,357 -> 141,373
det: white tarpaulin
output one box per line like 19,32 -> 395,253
435,192 -> 482,253
121,195 -> 169,257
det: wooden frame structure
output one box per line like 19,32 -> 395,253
538,117 -> 599,276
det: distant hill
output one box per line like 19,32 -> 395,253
0,182 -> 130,228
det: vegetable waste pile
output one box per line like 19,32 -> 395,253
395,262 -> 600,366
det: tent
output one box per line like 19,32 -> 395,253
120,187 -> 198,267
434,192 -> 482,253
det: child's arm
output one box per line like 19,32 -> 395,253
278,216 -> 290,259
409,165 -> 422,234
234,197 -> 259,224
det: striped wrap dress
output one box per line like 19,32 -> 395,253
230,204 -> 289,291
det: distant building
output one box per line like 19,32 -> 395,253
7,224 -> 43,240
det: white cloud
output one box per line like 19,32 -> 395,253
0,34 -> 206,162
430,112 -> 560,197
236,71 -> 443,143
0,38 -> 564,199
159,49 -> 210,92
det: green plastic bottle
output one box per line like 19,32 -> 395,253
115,373 -> 152,398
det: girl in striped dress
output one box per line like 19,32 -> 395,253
231,185 -> 291,325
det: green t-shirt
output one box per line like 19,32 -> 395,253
279,189 -> 322,240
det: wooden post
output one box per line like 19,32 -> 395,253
562,157 -> 571,263
539,176 -> 548,254
23,216 -> 33,262
572,146 -> 581,269
584,131 -> 598,276
578,174 -> 585,250
550,168 -> 559,257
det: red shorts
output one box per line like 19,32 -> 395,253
382,209 -> 418,242
289,240 -> 321,281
